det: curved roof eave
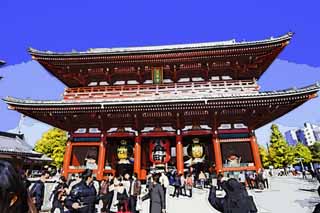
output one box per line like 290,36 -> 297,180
28,32 -> 293,57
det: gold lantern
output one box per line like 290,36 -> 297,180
117,140 -> 130,164
190,138 -> 205,164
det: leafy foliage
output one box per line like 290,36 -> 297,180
259,146 -> 271,168
268,124 -> 294,168
34,128 -> 67,168
293,142 -> 312,164
309,141 -> 320,163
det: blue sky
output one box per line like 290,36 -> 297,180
1,1 -> 320,66
0,1 -> 320,144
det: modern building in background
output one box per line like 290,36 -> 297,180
4,33 -> 320,180
285,130 -> 299,146
0,60 -> 5,80
285,123 -> 320,146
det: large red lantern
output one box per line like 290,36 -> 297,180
149,139 -> 171,165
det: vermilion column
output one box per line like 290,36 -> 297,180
176,134 -> 184,175
97,134 -> 106,180
213,134 -> 223,173
250,133 -> 262,171
134,135 -> 142,179
62,141 -> 72,178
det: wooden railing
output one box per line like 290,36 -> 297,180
63,80 -> 259,101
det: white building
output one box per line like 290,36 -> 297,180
295,123 -> 319,146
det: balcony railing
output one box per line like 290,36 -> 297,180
63,79 -> 259,101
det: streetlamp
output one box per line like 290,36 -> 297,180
295,157 -> 305,171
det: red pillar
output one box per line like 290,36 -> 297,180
62,141 -> 72,179
97,134 -> 106,180
213,134 -> 223,173
176,134 -> 184,175
134,135 -> 142,179
250,133 -> 262,172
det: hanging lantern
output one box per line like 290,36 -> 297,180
187,138 -> 205,164
117,140 -> 131,164
149,138 -> 171,165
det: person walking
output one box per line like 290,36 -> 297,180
245,171 -> 253,190
129,173 -> 141,213
217,172 -> 223,190
159,172 -> 169,199
186,174 -> 193,198
65,169 -> 97,213
302,170 -> 307,179
0,160 -> 37,213
180,173 -> 187,196
262,169 -> 269,189
170,173 -> 181,198
238,171 -> 246,187
198,171 -> 206,189
30,170 -> 50,212
142,173 -> 166,213
50,176 -> 68,213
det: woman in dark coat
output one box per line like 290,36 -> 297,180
208,178 -> 257,213
143,173 -> 166,213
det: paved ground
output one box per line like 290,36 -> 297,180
141,175 -> 319,213
41,175 -> 319,213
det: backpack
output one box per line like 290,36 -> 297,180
30,182 -> 39,197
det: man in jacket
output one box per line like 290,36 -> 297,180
65,169 -> 97,213
129,173 -> 142,213
30,170 -> 50,211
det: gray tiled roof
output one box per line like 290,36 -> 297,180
29,33 -> 293,56
0,135 -> 41,156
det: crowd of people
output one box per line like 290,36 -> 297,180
4,158 -> 320,213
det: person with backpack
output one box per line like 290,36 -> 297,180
208,178 -> 258,213
30,170 -> 50,212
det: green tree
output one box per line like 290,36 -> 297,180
259,145 -> 271,168
268,124 -> 294,168
34,128 -> 67,168
309,141 -> 320,163
293,142 -> 312,164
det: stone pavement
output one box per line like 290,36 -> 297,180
141,176 -> 319,213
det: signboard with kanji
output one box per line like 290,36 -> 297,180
152,67 -> 163,84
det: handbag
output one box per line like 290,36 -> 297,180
117,200 -> 131,213
136,196 -> 143,211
